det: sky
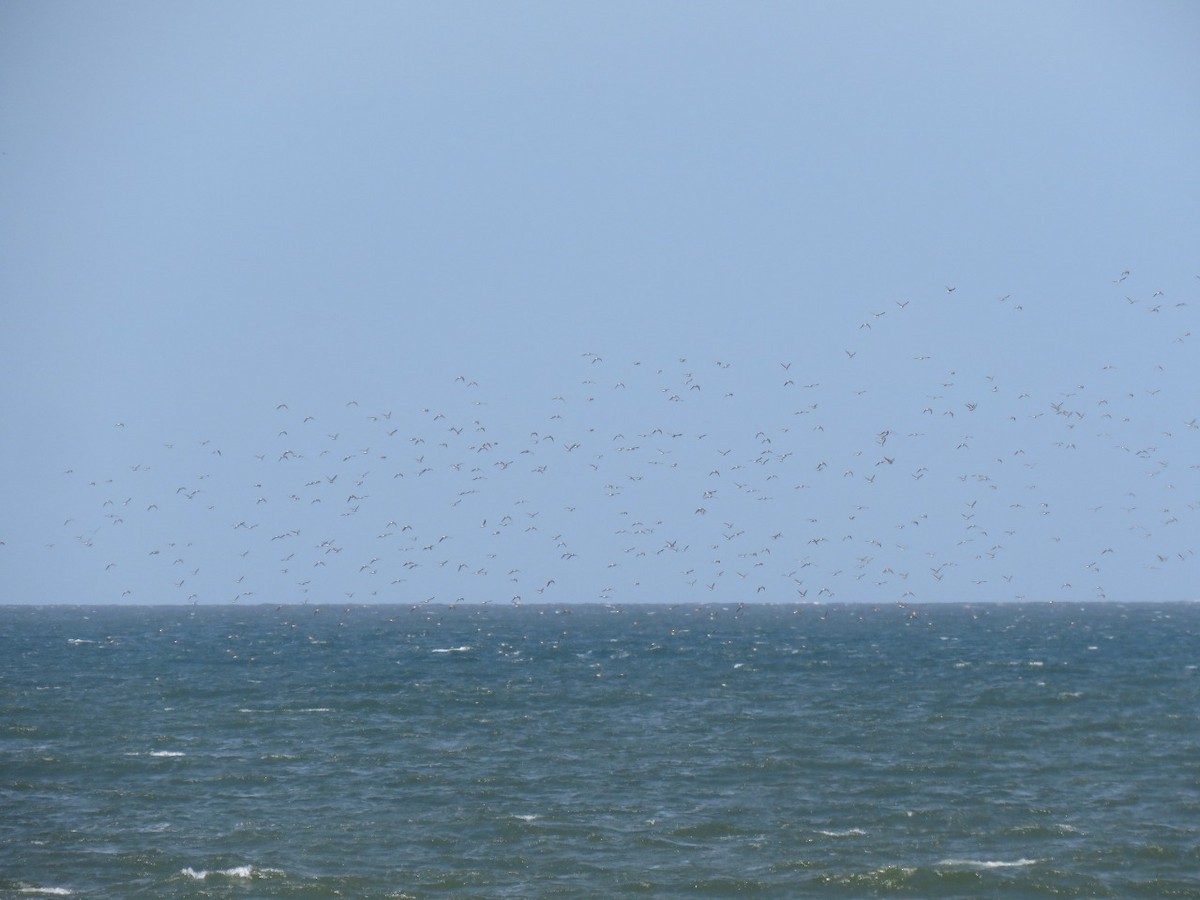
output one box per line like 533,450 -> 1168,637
1,1 -> 1198,605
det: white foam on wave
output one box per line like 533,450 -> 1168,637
181,865 -> 285,880
1010,821 -> 1081,836
17,887 -> 72,896
937,857 -> 1040,869
66,639 -> 94,645
148,751 -> 185,757
817,827 -> 867,837
430,646 -> 472,653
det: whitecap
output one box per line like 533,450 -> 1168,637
937,857 -> 1039,869
817,827 -> 867,837
180,865 -> 285,880
430,646 -> 472,653
17,888 -> 73,896
148,751 -> 185,757
66,639 -> 94,645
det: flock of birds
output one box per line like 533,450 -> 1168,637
46,272 -> 1199,605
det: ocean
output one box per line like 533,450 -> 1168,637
1,602 -> 1197,898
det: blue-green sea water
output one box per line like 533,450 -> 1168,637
2,602 -> 1198,898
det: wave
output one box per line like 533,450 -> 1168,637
180,865 -> 286,880
936,857 -> 1040,869
123,750 -> 187,758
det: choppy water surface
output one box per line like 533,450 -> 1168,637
2,602 -> 1198,897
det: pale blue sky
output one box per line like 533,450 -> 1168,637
2,1 -> 1198,604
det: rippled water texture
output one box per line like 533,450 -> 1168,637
2,602 -> 1198,897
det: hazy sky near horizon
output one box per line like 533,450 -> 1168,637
2,1 -> 1198,605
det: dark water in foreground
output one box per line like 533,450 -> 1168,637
2,602 -> 1198,898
